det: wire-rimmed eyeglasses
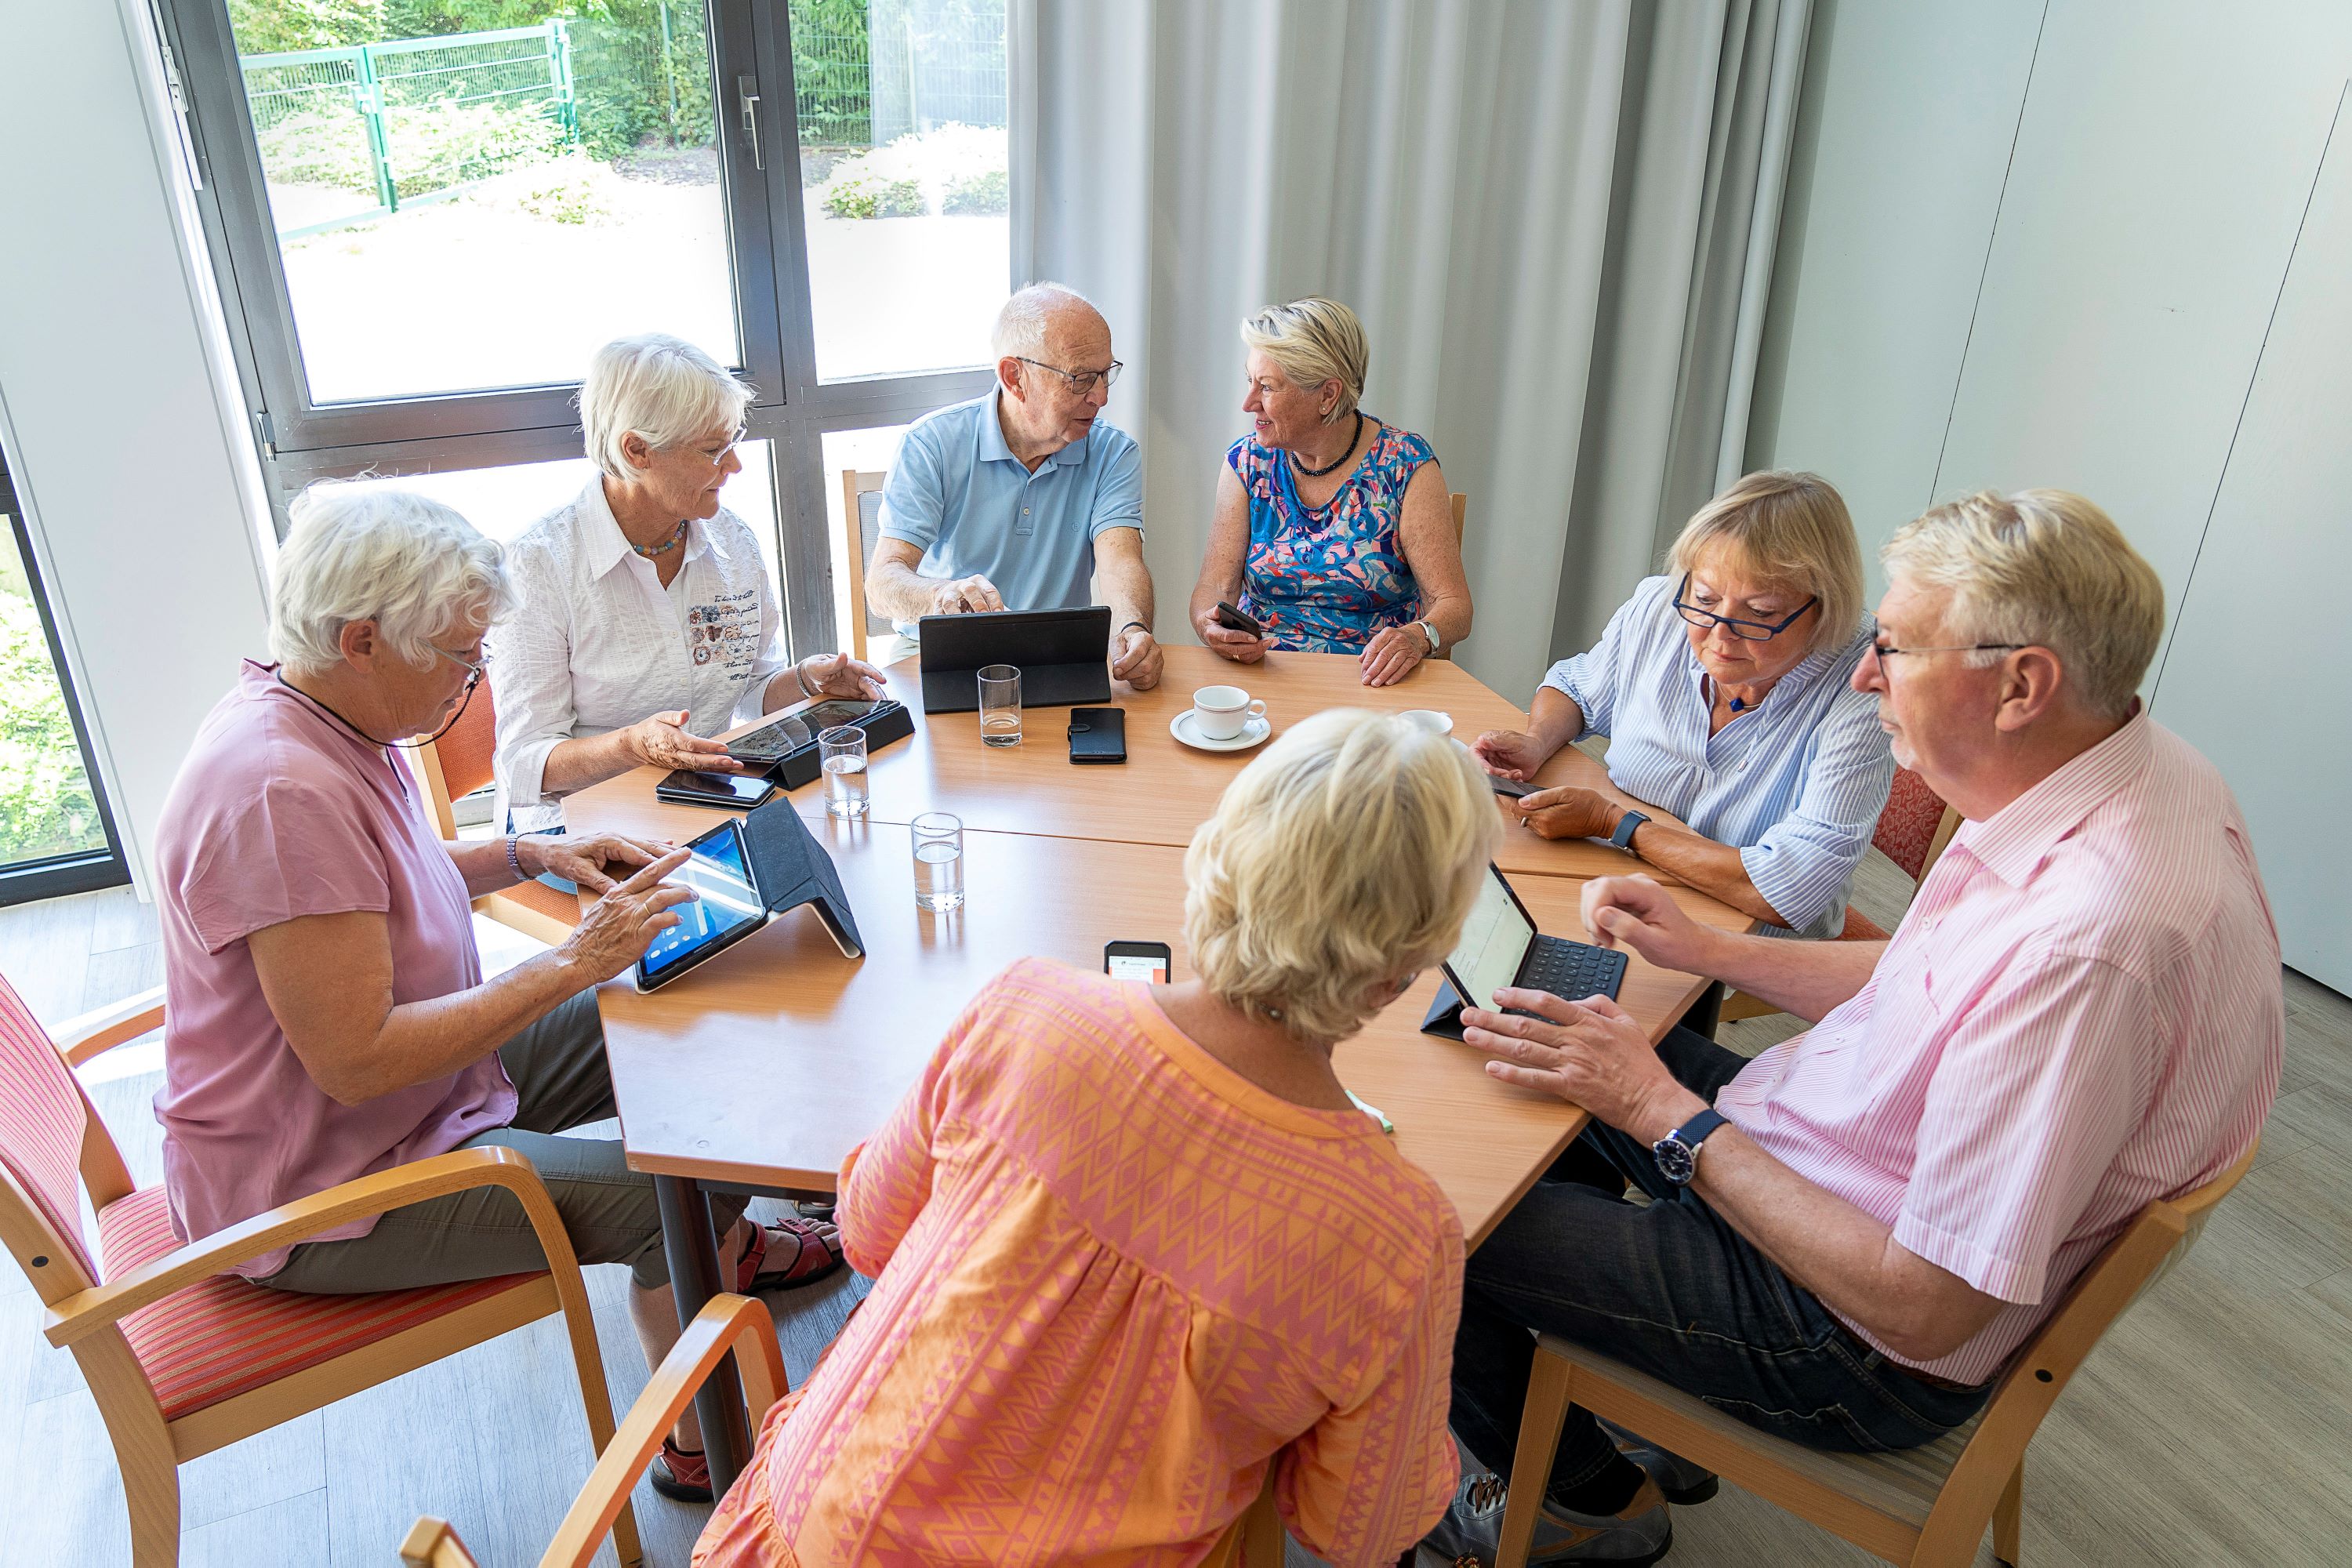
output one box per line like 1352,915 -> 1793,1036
1866,639 -> 2026,667
1015,357 -> 1123,397
429,641 -> 492,690
1672,575 -> 1818,641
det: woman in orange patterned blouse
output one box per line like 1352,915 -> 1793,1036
695,710 -> 1500,1567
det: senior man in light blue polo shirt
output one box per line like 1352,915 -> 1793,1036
868,282 -> 1164,689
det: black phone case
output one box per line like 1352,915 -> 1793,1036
1067,706 -> 1127,764
1213,601 -> 1263,637
655,771 -> 776,809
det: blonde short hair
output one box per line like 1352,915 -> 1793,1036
580,333 -> 755,481
1185,710 -> 1500,1044
1883,489 -> 2165,720
270,482 -> 513,677
1667,470 -> 1864,655
1240,297 -> 1369,422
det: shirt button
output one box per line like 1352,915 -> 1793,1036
1022,507 -> 1030,515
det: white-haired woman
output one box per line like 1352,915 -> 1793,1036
1189,297 -> 1473,686
696,710 -> 1490,1567
490,333 -> 885,833
151,484 -> 842,1507
1474,470 -> 1895,937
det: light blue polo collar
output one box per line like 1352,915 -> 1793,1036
977,389 -> 1091,473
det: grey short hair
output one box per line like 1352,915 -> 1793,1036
991,281 -> 1102,364
580,333 -> 755,481
1883,489 -> 2165,720
269,482 -> 514,678
1241,297 -> 1369,421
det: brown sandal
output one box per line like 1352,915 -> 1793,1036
736,1215 -> 844,1292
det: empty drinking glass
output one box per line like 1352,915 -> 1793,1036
818,725 -> 868,818
912,812 -> 966,911
978,664 -> 1022,747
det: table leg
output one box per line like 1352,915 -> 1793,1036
1674,980 -> 1725,1040
653,1173 -> 753,1494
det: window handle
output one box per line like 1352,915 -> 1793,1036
737,75 -> 763,170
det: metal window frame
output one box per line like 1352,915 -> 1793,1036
162,0 -> 1003,658
0,453 -> 132,907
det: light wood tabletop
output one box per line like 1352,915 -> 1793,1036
578,818 -> 1749,1249
567,644 -> 1686,883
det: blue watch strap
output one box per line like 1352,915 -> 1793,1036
1608,809 -> 1648,851
1673,1108 -> 1730,1150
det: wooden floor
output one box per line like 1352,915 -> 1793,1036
3,862 -> 2347,1567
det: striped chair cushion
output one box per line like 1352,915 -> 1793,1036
96,1185 -> 541,1421
0,971 -> 96,1281
1871,768 -> 1949,884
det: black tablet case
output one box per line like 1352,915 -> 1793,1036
1420,976 -> 1475,1040
740,797 -> 865,958
744,700 -> 916,790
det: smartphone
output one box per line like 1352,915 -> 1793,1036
1104,939 -> 1173,982
1488,775 -> 1535,800
655,769 -> 778,808
1212,601 -> 1264,637
1069,706 -> 1127,764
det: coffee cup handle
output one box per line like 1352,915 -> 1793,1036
1246,700 -> 1268,721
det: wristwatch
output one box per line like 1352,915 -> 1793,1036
1652,1108 -> 1730,1186
1608,808 -> 1648,851
1416,619 -> 1441,654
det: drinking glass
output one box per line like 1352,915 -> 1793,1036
978,663 -> 1022,747
818,725 -> 868,818
912,813 -> 966,911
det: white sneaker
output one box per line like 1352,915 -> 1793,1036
1420,1470 -> 1672,1565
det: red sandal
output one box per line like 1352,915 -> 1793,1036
736,1214 -> 845,1292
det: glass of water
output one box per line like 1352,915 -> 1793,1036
911,812 -> 965,911
978,663 -> 1022,747
818,724 -> 868,818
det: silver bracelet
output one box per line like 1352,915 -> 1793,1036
793,655 -> 819,700
505,835 -> 526,881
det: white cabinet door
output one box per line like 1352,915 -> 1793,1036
2151,89 -> 2352,992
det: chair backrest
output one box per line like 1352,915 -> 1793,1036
412,678 -> 501,840
1871,767 -> 1957,885
1450,491 -> 1468,546
840,468 -> 890,662
399,1517 -> 479,1567
0,970 -> 107,1301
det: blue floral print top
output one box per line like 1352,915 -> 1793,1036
1225,419 -> 1436,652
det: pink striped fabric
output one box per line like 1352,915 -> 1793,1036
1716,715 -> 2281,1385
0,971 -> 98,1283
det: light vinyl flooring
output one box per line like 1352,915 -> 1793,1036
3,859 -> 2349,1567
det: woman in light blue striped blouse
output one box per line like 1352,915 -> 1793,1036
1474,472 -> 1894,938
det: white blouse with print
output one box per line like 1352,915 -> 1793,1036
488,479 -> 789,833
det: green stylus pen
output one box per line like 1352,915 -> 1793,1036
1346,1089 -> 1395,1134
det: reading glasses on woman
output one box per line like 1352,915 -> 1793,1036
1672,574 -> 1817,641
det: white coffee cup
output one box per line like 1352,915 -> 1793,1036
1397,709 -> 1454,736
1192,684 -> 1269,742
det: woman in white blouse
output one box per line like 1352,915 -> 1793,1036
490,335 -> 885,833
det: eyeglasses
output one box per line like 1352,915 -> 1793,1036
1673,575 -> 1818,641
429,642 -> 492,688
699,427 -> 748,464
1867,640 -> 2026,666
1014,357 -> 1123,397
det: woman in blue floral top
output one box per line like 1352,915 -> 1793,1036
1189,299 -> 1473,685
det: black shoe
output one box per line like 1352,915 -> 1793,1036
1600,1418 -> 1718,1505
1421,1471 -> 1672,1565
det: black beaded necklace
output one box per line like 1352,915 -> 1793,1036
1287,410 -> 1364,479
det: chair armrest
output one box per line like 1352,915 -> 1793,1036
44,1145 -> 572,1348
53,985 -> 166,1067
537,1294 -> 789,1568
399,1515 -> 479,1566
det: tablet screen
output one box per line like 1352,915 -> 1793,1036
1444,865 -> 1536,1010
638,822 -> 767,979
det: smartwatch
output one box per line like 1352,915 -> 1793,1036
1607,808 -> 1648,851
1652,1108 -> 1730,1186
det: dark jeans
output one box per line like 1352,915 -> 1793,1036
1449,1027 -> 1991,1506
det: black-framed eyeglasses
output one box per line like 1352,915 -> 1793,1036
1673,575 -> 1818,641
428,641 -> 492,689
1015,357 -> 1123,397
1867,639 -> 2026,666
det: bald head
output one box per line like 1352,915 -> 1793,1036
992,282 -> 1107,364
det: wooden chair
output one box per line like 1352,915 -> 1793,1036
408,677 -> 583,946
1492,1140 -> 2259,1568
1720,766 -> 1960,1024
0,971 -> 639,1568
401,1298 -> 1294,1566
1451,490 -> 1468,546
840,466 -> 892,663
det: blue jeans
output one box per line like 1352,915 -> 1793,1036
1448,1027 -> 1991,1505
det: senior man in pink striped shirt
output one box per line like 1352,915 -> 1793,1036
1425,490 -> 2281,1566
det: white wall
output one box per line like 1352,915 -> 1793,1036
0,0 -> 274,895
1750,0 -> 2352,989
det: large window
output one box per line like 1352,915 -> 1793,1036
163,0 -> 1014,655
0,448 -> 129,905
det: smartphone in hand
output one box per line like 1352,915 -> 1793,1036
1212,601 -> 1264,637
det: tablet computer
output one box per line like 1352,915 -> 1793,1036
634,819 -> 772,991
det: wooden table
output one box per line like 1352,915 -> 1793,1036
566,648 -> 1744,1489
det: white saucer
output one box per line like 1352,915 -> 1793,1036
1171,710 -> 1272,753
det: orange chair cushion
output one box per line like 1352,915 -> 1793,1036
96,1186 -> 541,1421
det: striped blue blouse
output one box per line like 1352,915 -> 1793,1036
1542,575 -> 1895,938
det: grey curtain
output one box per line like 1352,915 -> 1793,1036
1018,0 -> 1812,698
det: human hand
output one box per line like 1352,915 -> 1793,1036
622,711 -> 741,773
800,651 -> 887,700
931,575 -> 1004,615
557,848 -> 698,982
1461,989 -> 1704,1141
523,832 -> 669,895
1196,606 -> 1271,663
1579,873 -> 1712,974
1472,728 -> 1553,781
1515,785 -> 1621,842
1359,624 -> 1428,687
1111,626 -> 1164,689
